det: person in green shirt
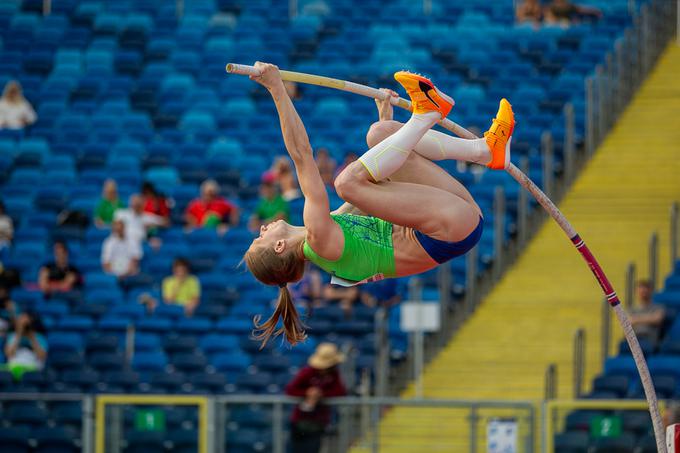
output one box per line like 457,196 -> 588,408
248,172 -> 290,232
94,179 -> 124,227
162,258 -> 201,317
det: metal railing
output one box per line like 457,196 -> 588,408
214,395 -> 536,453
572,328 -> 586,399
586,0 -> 677,155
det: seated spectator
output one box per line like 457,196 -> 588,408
544,0 -> 602,26
285,343 -> 347,453
315,148 -> 337,187
4,311 -> 47,378
272,157 -> 301,201
162,258 -> 201,317
0,200 -> 13,260
101,219 -> 142,278
249,172 -> 290,232
94,179 -> 124,228
0,81 -> 37,130
38,241 -> 82,296
115,194 -> 166,246
516,0 -> 544,25
185,179 -> 239,232
290,263 -> 324,308
0,286 -> 18,338
360,279 -> 402,308
323,279 -> 359,314
141,182 -> 171,223
630,279 -> 665,344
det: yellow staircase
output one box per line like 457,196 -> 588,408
352,45 -> 680,451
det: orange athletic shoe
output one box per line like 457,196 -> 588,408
484,98 -> 515,170
394,71 -> 454,118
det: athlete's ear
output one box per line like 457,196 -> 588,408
274,239 -> 286,254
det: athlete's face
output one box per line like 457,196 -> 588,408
254,219 -> 292,250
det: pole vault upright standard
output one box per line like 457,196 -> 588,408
226,63 -> 666,452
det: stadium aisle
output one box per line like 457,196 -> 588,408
351,44 -> 680,452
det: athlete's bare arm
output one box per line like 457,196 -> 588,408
251,62 -> 343,259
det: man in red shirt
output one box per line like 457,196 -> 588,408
285,343 -> 347,453
185,179 -> 239,230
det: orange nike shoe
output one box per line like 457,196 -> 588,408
394,71 -> 454,118
484,98 -> 515,170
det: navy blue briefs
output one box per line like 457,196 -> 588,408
414,217 -> 484,264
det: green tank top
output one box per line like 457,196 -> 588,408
303,214 -> 396,283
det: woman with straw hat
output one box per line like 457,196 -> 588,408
285,343 -> 348,453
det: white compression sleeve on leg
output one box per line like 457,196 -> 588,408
359,112 -> 439,181
415,129 -> 492,165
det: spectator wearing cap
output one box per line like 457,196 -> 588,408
185,179 -> 239,232
38,241 -> 83,296
0,81 -> 37,130
248,171 -> 290,232
285,343 -> 347,453
94,179 -> 124,228
162,258 -> 201,317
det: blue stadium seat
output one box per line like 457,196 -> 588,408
211,352 -> 251,373
132,351 -> 168,373
0,426 -> 31,453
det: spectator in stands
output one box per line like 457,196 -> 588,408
94,179 -> 124,228
544,0 -> 602,26
0,81 -> 37,130
334,152 -> 358,180
664,401 -> 680,427
315,148 -> 337,187
272,157 -> 301,201
162,258 -> 201,317
38,241 -> 82,296
0,200 -> 13,260
115,194 -> 166,246
630,279 -> 665,344
360,279 -> 402,308
249,172 -> 290,232
285,343 -> 347,453
323,280 -> 359,314
0,286 -> 18,338
4,311 -> 47,377
141,182 -> 171,223
101,219 -> 142,278
284,81 -> 302,101
185,179 -> 239,232
516,0 -> 544,25
290,263 -> 324,308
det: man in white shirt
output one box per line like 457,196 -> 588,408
114,194 -> 165,246
101,220 -> 142,277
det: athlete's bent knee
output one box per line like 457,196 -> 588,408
334,161 -> 370,201
366,120 -> 403,147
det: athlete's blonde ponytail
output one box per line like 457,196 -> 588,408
244,242 -> 306,347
